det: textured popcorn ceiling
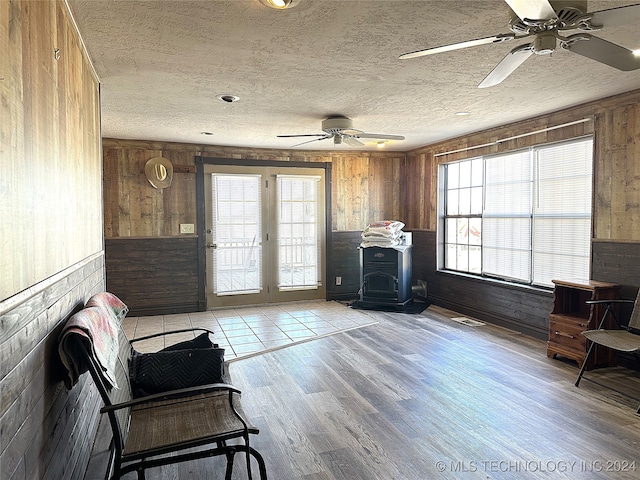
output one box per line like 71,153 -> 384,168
68,0 -> 640,151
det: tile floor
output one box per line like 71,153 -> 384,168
123,300 -> 379,361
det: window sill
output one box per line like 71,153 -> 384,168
435,269 -> 552,296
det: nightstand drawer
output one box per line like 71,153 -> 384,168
549,313 -> 589,330
549,319 -> 587,351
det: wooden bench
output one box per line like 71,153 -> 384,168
58,292 -> 267,480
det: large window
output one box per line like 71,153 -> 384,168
441,137 -> 593,288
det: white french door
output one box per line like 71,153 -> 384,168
204,165 -> 326,307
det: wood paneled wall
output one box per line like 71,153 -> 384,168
399,90 -> 640,338
103,145 -> 199,238
103,138 -> 404,235
3,3 -> 639,479
401,89 -> 640,239
327,231 -> 363,300
102,139 -> 404,314
102,91 -> 640,324
1,2 -> 104,480
1,0 -> 102,302
331,153 -> 402,232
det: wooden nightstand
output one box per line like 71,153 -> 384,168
547,279 -> 619,370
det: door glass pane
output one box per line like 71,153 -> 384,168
277,175 -> 321,291
211,174 -> 262,295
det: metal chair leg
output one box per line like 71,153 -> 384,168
224,451 -> 235,480
251,447 -> 268,479
575,340 -> 596,387
575,303 -> 615,387
244,433 -> 253,480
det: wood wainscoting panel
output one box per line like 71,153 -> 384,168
592,240 -> 640,299
411,230 -> 552,339
592,239 -> 640,371
327,231 -> 363,300
105,237 -> 200,316
408,237 -> 640,340
0,254 -> 105,480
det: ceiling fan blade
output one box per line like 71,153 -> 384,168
590,4 -> 640,28
290,136 -> 332,147
563,34 -> 640,71
504,0 -> 557,22
355,133 -> 405,141
277,134 -> 326,138
478,43 -> 533,88
399,33 -> 517,59
343,137 -> 364,147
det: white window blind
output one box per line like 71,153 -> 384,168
532,138 -> 593,286
483,150 -> 532,282
277,175 -> 321,291
442,136 -> 593,287
211,174 -> 262,295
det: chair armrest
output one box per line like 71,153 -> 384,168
585,299 -> 635,305
100,382 -> 240,414
129,328 -> 215,344
585,298 -> 636,330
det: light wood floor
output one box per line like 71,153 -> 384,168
92,304 -> 640,479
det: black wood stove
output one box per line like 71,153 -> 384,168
359,246 -> 412,310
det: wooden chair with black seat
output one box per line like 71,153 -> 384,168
575,289 -> 640,413
58,292 -> 267,480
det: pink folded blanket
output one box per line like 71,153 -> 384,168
86,292 -> 129,321
58,306 -> 120,389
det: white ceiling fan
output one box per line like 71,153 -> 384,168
277,116 -> 405,147
400,0 -> 640,88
